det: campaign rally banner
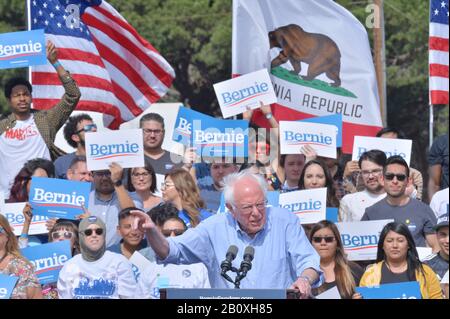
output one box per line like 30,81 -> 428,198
213,69 -> 278,118
356,282 -> 422,299
21,240 -> 72,285
173,107 -> 213,145
29,177 -> 91,220
352,136 -> 412,165
232,0 -> 383,154
173,107 -> 249,158
85,129 -> 144,171
300,114 -> 342,148
217,191 -> 280,214
336,219 -> 394,261
1,202 -> 49,235
279,121 -> 337,159
279,188 -> 327,224
0,274 -> 19,299
0,29 -> 46,69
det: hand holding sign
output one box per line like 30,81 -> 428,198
301,145 -> 317,162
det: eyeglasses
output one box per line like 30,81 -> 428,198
51,231 -> 74,240
361,169 -> 383,177
161,182 -> 175,189
0,226 -> 6,235
312,236 -> 335,244
143,129 -> 163,135
238,200 -> 267,214
83,228 -> 104,236
132,172 -> 150,178
161,229 -> 185,237
384,173 -> 407,182
93,171 -> 111,178
76,123 -> 97,134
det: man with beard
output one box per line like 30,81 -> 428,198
362,156 -> 439,251
339,150 -> 387,222
54,114 -> 97,179
88,168 -> 143,248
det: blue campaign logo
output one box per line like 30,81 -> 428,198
0,29 -> 46,69
173,107 -> 213,145
0,274 -> 19,299
280,198 -> 323,214
196,118 -> 249,158
173,106 -> 249,158
340,232 -> 379,252
21,240 -> 72,285
29,177 -> 91,220
221,81 -> 270,108
356,281 -> 422,299
283,131 -> 334,149
88,141 -> 140,161
300,114 -> 342,147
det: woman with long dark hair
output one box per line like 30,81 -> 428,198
309,220 -> 363,298
357,222 -> 443,299
298,159 -> 340,208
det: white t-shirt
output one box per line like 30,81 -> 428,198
0,115 -> 50,199
57,251 -> 136,299
430,188 -> 449,219
339,189 -> 386,222
442,270 -> 449,284
139,262 -> 210,299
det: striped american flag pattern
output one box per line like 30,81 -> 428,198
429,0 -> 449,105
28,0 -> 175,129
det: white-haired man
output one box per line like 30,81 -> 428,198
131,170 -> 322,298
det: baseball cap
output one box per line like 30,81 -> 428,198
434,213 -> 449,231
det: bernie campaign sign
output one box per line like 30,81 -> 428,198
29,177 -> 91,220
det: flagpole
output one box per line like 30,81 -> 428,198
373,0 -> 387,127
429,103 -> 434,148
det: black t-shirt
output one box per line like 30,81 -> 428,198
428,134 -> 449,189
380,262 -> 415,284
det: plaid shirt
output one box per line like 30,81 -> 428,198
0,72 -> 81,160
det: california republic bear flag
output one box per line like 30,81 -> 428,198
232,0 -> 382,153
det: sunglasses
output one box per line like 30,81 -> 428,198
312,236 -> 335,244
384,173 -> 407,182
51,231 -> 74,240
161,229 -> 185,237
93,171 -> 111,177
83,228 -> 104,236
76,123 -> 97,134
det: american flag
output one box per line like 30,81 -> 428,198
429,0 -> 449,105
28,0 -> 175,129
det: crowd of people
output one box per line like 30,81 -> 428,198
0,43 -> 448,300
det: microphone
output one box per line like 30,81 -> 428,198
239,246 -> 255,277
220,245 -> 238,274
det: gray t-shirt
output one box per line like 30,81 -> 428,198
145,152 -> 183,175
88,191 -> 143,248
361,198 -> 437,247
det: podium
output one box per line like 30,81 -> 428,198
160,288 -> 300,299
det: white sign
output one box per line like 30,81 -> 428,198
279,121 -> 337,159
0,203 -> 49,236
279,188 -> 327,224
352,136 -> 412,166
213,69 -> 277,118
336,219 -> 394,261
85,129 -> 144,171
315,286 -> 341,299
